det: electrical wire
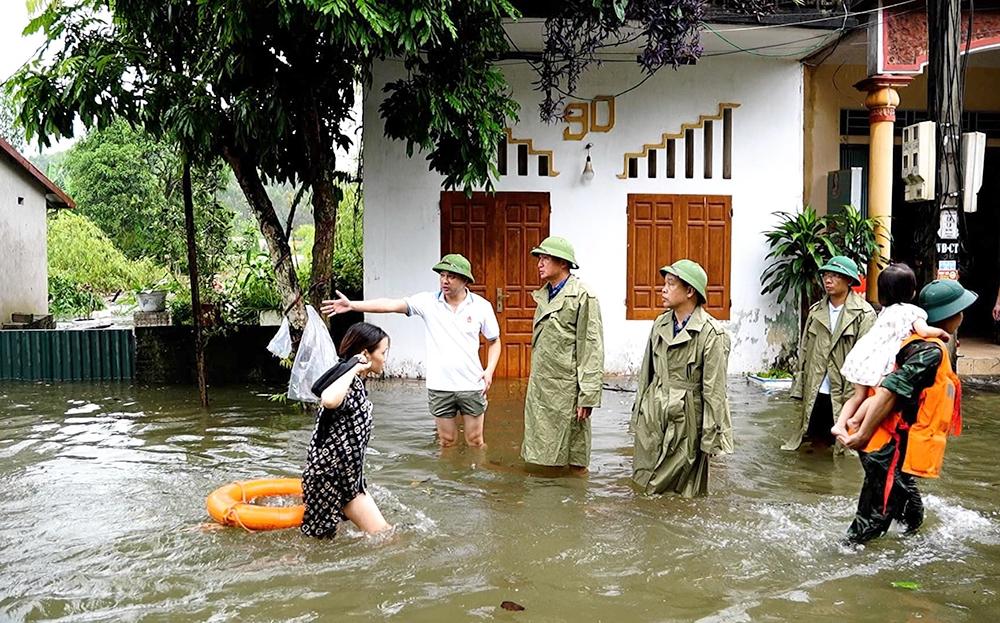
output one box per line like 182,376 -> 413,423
503,9 -> 875,105
703,22 -> 844,58
502,0 -> 921,34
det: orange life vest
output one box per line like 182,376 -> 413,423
863,334 -> 962,479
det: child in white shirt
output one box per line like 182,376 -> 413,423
832,263 -> 949,439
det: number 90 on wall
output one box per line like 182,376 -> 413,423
562,96 -> 616,141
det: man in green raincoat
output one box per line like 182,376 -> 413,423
631,259 -> 734,496
784,256 -> 876,451
522,236 -> 604,473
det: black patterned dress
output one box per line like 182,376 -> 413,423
301,375 -> 373,538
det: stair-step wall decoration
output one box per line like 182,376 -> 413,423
497,128 -> 560,178
617,103 -> 740,180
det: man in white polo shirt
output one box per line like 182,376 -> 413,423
320,254 -> 501,448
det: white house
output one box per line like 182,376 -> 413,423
0,137 -> 74,325
362,18 -> 847,378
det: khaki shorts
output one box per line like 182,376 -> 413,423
428,389 -> 487,419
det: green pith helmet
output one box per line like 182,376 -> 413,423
432,253 -> 475,283
818,255 -> 862,286
531,236 -> 579,269
918,279 -> 978,323
660,259 -> 708,303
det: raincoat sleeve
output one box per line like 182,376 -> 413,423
789,313 -> 813,400
630,329 -> 655,428
700,326 -> 734,456
575,293 -> 604,408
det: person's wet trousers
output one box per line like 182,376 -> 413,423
847,433 -> 924,544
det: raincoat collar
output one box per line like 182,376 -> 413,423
533,274 -> 581,304
815,291 -> 867,341
547,275 -> 570,301
655,306 -> 710,348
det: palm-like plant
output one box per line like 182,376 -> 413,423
827,205 -> 887,273
760,207 -> 838,329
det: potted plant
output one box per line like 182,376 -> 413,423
746,368 -> 793,390
234,251 -> 283,325
760,206 -> 837,331
826,205 -> 887,295
136,271 -> 172,312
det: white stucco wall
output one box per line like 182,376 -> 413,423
363,55 -> 803,376
0,160 -> 49,324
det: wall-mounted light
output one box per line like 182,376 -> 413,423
581,143 -> 595,183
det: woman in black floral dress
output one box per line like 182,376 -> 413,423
301,322 -> 391,538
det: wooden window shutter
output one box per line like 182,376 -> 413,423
626,194 -> 731,321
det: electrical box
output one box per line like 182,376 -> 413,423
827,168 -> 864,216
902,121 -> 936,202
961,131 -> 986,213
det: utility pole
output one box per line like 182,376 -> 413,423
927,0 -> 963,282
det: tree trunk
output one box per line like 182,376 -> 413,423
182,157 -> 209,407
301,102 -> 339,307
222,143 -> 308,344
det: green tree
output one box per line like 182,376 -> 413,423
12,0 -> 741,345
11,0 -> 521,341
0,92 -> 26,150
59,120 -> 235,277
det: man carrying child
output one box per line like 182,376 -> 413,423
839,279 -> 977,544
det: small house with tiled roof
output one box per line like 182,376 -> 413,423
0,136 -> 75,325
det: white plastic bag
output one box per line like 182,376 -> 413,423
286,305 -> 339,403
266,317 -> 293,359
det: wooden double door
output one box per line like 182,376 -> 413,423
440,192 -> 550,378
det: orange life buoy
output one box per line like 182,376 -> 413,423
206,478 -> 304,530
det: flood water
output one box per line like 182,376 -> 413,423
1,378 -> 998,622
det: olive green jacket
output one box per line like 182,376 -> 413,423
631,306 -> 733,497
522,276 -> 604,467
784,291 -> 876,450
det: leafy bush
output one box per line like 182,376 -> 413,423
753,368 -> 792,379
168,288 -> 193,325
233,250 -> 283,311
48,274 -> 103,319
48,210 -> 163,294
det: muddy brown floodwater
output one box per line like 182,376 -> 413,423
1,378 -> 998,621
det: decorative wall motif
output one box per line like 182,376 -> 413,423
617,102 -> 740,180
497,128 -> 560,177
879,7 -> 1000,74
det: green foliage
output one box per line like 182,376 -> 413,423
168,289 -> 193,326
332,185 -> 363,294
48,274 -> 103,319
290,186 -> 363,295
59,120 -> 235,276
232,251 -> 283,312
0,91 -> 26,151
761,205 -> 882,324
760,207 -> 837,307
753,368 -> 792,379
48,210 -> 162,294
827,206 -> 887,272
